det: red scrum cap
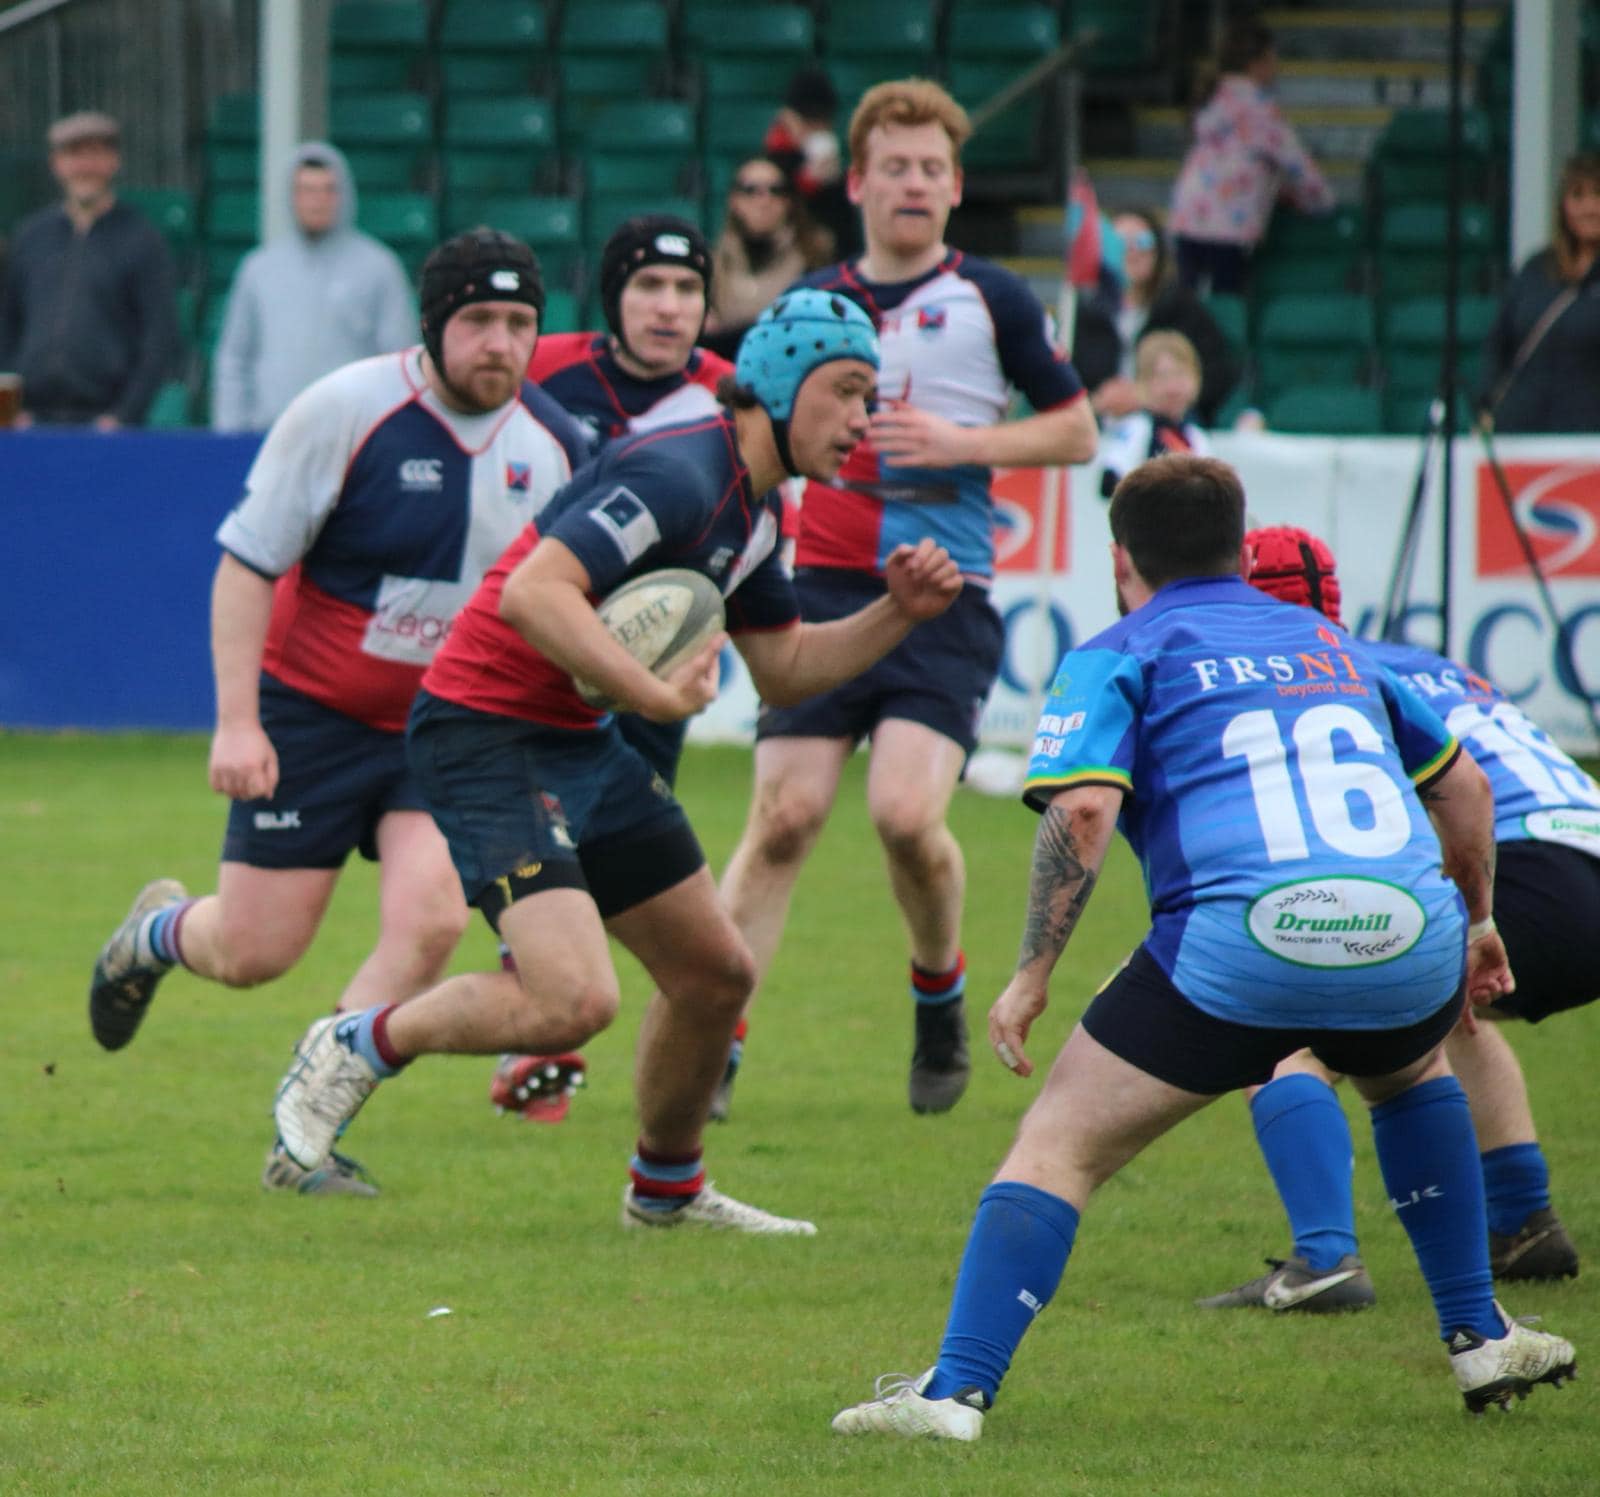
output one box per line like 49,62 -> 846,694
1245,525 -> 1344,627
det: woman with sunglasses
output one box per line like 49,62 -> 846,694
1072,208 -> 1240,427
702,157 -> 833,360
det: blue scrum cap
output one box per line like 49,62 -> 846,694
734,289 -> 879,422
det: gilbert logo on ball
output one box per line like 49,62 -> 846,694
573,568 -> 726,711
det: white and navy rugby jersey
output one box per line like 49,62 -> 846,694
1369,640 -> 1600,853
1024,577 -> 1468,1031
216,347 -> 587,732
792,251 -> 1085,581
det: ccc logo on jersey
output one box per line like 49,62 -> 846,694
399,457 -> 445,490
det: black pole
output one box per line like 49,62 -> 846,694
1439,0 -> 1465,654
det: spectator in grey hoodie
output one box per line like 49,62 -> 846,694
210,143 -> 415,432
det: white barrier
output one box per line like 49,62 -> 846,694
691,434 -> 1600,757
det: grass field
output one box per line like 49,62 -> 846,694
2,734 -> 1595,1496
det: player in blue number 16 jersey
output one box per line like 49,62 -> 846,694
832,456 -> 1576,1442
1195,526 -> 1600,1317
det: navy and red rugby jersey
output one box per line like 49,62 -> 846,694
422,411 -> 799,729
529,333 -> 730,445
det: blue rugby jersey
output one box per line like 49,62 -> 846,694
1368,640 -> 1600,853
1023,576 -> 1468,1029
791,251 -> 1084,582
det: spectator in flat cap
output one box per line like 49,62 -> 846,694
0,110 -> 180,428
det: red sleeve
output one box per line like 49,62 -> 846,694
527,332 -> 600,383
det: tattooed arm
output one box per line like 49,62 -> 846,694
1417,749 -> 1513,1005
989,785 -> 1123,1077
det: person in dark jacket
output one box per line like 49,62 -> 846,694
0,111 -> 180,428
1481,151 -> 1600,434
1071,208 -> 1239,428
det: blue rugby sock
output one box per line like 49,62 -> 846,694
1370,1076 -> 1498,1341
1480,1142 -> 1552,1238
1250,1075 -> 1358,1271
333,1006 -> 403,1079
922,1181 -> 1079,1406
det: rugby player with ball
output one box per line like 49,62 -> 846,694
272,290 -> 961,1233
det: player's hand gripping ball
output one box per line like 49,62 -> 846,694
573,567 -> 727,711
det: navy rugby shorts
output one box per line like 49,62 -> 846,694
1489,839 -> 1600,1023
406,691 -> 704,926
1082,946 -> 1464,1094
755,568 -> 1004,756
221,675 -> 426,870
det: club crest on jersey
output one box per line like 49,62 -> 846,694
706,546 -> 735,576
916,305 -> 948,335
399,457 -> 444,491
505,461 -> 531,493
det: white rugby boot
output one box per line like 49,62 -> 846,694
620,1182 -> 816,1236
832,1370 -> 987,1441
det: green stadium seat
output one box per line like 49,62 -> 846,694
684,3 -> 812,58
439,1 -> 548,95
585,194 -> 703,251
329,1 -> 429,93
122,188 -> 198,255
701,56 -> 799,102
1381,294 -> 1499,351
828,60 -> 901,119
1256,293 -> 1375,396
1370,109 -> 1494,206
1203,293 -> 1248,354
825,1 -> 936,63
541,289 -> 583,334
1377,203 -> 1498,296
947,3 -> 1059,62
587,100 -> 696,156
947,60 -> 1044,171
560,1 -> 667,56
204,242 -> 251,286
468,196 -> 583,286
174,284 -> 198,339
1382,387 -> 1474,435
703,99 -> 774,158
442,97 -> 558,202
1252,207 -> 1366,299
1379,294 -> 1496,401
206,142 -> 259,187
583,101 -> 698,199
587,154 -> 685,196
1266,384 -> 1382,435
329,91 -> 432,148
145,380 -> 193,430
329,92 -> 433,188
209,93 -> 259,143
1261,204 -> 1366,258
206,189 -> 260,244
1072,0 -> 1162,74
358,191 -> 438,250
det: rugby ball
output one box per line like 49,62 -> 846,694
573,567 -> 726,711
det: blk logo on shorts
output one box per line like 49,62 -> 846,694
254,810 -> 302,830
